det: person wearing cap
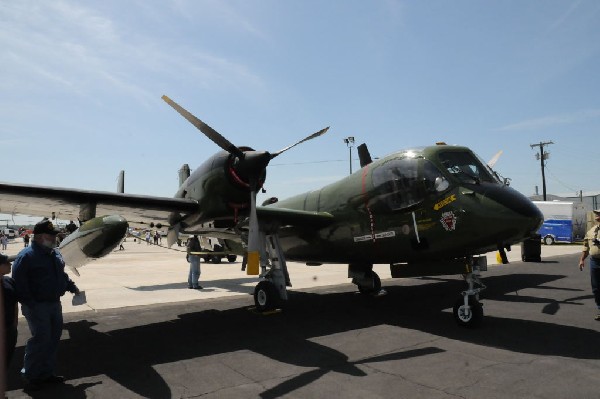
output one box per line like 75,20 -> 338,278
579,209 -> 600,320
1,254 -> 18,367
11,218 -> 80,389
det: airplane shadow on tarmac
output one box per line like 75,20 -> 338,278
7,260 -> 600,398
127,277 -> 257,294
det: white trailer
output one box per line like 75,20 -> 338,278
532,201 -> 590,245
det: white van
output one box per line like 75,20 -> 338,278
1,228 -> 17,238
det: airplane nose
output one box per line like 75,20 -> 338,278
486,185 -> 544,236
518,200 -> 544,235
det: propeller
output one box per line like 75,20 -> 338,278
162,95 -> 329,273
487,150 -> 503,168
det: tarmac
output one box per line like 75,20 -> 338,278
3,238 -> 599,398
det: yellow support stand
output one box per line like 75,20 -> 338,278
246,251 -> 260,275
495,251 -> 503,264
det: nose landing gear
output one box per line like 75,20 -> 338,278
453,267 -> 486,328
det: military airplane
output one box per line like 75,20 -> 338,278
0,96 -> 543,327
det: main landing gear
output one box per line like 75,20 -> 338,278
349,263 -> 383,295
254,280 -> 280,312
252,232 -> 291,312
453,267 -> 486,328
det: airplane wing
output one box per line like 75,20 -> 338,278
0,182 -> 198,227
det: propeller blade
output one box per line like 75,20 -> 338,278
166,223 -> 181,248
271,127 -> 329,158
246,188 -> 261,275
162,95 -> 245,159
487,150 -> 503,168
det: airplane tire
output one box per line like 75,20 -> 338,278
254,281 -> 279,312
227,255 -> 237,262
211,255 -> 222,264
358,271 -> 381,295
453,296 -> 483,328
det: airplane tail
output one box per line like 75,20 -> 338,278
179,164 -> 190,186
117,170 -> 125,193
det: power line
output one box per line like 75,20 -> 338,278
544,164 -> 578,193
270,159 -> 346,166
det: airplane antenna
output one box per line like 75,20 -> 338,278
117,170 -> 125,193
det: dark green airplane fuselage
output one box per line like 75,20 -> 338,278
176,144 -> 542,265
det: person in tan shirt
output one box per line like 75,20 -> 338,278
579,209 -> 600,320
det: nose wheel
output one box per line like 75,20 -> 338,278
453,268 -> 485,328
453,296 -> 483,327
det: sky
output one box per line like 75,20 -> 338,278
1,1 -> 599,224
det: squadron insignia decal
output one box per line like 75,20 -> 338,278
440,211 -> 458,231
433,194 -> 457,210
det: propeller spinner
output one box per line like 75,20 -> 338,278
162,95 -> 329,273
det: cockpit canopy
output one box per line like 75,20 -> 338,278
372,148 -> 497,211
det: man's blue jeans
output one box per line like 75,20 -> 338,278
188,255 -> 201,288
21,301 -> 63,380
590,257 -> 600,310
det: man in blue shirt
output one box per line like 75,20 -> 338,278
1,254 -> 18,369
12,218 -> 80,389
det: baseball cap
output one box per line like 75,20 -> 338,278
33,218 -> 60,235
0,254 -> 9,264
594,209 -> 600,215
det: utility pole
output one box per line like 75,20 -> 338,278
343,136 -> 355,175
530,141 -> 554,201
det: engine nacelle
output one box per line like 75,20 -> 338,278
59,215 -> 128,270
173,149 -> 265,228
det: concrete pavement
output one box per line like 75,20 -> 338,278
4,247 -> 599,399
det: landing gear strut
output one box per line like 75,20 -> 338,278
252,232 -> 291,312
453,267 -> 486,328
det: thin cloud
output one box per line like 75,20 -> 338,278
496,109 -> 600,131
548,1 -> 583,32
168,0 -> 268,40
0,1 -> 266,106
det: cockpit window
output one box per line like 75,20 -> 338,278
372,158 -> 448,210
438,151 -> 496,184
423,160 -> 450,193
372,158 -> 420,210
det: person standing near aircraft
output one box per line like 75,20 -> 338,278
23,233 -> 30,247
12,218 -> 80,389
1,254 -> 18,367
187,235 -> 202,289
65,220 -> 77,234
579,209 -> 600,320
0,234 -> 7,251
